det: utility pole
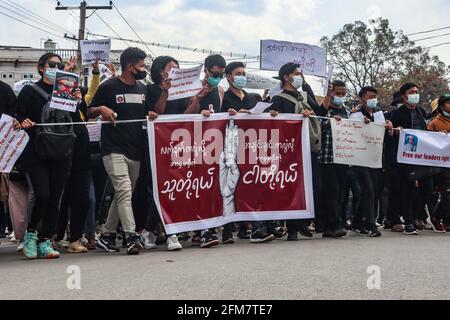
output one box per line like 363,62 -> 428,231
55,1 -> 112,80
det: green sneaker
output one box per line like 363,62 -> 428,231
23,231 -> 38,259
38,240 -> 60,259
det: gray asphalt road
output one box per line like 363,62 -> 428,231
1,230 -> 449,300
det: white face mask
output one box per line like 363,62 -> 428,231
291,75 -> 303,89
407,94 -> 420,105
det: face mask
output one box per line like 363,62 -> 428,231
443,110 -> 450,117
366,98 -> 378,109
407,94 -> 420,105
290,75 -> 303,89
132,67 -> 147,81
207,76 -> 221,88
45,68 -> 58,83
333,96 -> 346,106
232,75 -> 247,89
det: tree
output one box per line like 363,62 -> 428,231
320,18 -> 449,111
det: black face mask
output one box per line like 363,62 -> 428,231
132,66 -> 147,80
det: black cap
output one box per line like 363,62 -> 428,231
438,94 -> 450,107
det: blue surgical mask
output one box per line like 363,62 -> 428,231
45,68 -> 58,83
232,75 -> 247,89
443,111 -> 450,117
291,75 -> 303,89
207,76 -> 221,88
333,96 -> 346,106
367,98 -> 378,109
407,94 -> 420,105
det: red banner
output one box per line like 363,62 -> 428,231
148,114 -> 314,234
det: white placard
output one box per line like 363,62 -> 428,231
323,64 -> 334,96
249,102 -> 272,114
373,111 -> 385,124
49,71 -> 79,113
397,129 -> 450,168
246,72 -> 280,90
168,65 -> 203,101
80,39 -> 111,65
260,39 -> 327,77
87,123 -> 101,142
331,119 -> 386,169
13,80 -> 35,94
0,116 -> 29,173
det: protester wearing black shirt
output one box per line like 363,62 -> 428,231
197,54 -> 226,117
18,52 -> 79,259
0,80 -> 16,117
88,47 -> 157,255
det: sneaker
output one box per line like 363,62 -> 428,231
97,234 -> 120,253
404,225 -> 418,235
287,232 -> 299,241
56,240 -> 70,249
237,229 -> 251,239
191,234 -> 201,246
125,234 -> 143,255
415,219 -> 427,231
368,229 -> 382,238
273,226 -> 287,239
38,240 -> 60,259
23,231 -> 38,259
431,218 -> 446,233
68,240 -> 88,253
6,231 -> 16,242
142,230 -> 157,250
16,242 -> 24,252
222,234 -> 235,244
250,231 -> 275,243
167,235 -> 182,251
177,232 -> 191,242
84,238 -> 97,250
323,229 -> 347,238
391,224 -> 405,232
200,232 -> 220,248
298,225 -> 313,238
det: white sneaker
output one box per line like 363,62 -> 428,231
16,242 -> 24,252
142,230 -> 157,250
56,240 -> 70,248
6,231 -> 15,241
167,235 -> 182,251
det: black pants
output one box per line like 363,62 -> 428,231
354,167 -> 380,231
319,163 -> 348,232
91,154 -> 108,222
27,159 -> 71,239
57,170 -> 91,242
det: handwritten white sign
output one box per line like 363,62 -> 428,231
168,65 -> 203,101
331,119 -> 386,168
87,123 -> 101,142
0,115 -> 29,173
246,72 -> 280,90
260,39 -> 327,77
80,39 -> 111,65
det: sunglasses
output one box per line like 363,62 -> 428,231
47,61 -> 65,70
208,70 -> 224,79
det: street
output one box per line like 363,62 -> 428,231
0,230 -> 449,300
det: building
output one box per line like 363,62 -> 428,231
0,39 -> 124,87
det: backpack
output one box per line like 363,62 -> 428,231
275,92 -> 322,153
30,84 -> 77,161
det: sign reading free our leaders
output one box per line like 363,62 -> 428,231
397,129 -> 450,168
80,39 -> 111,65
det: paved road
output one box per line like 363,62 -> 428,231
1,230 -> 449,300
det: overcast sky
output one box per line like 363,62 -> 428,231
1,0 -> 450,90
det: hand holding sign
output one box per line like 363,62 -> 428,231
220,119 -> 240,216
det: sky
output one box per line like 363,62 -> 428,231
1,0 -> 450,92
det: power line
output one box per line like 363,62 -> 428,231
94,11 -> 132,47
0,10 -> 68,40
110,1 -> 156,59
0,0 -> 76,36
412,32 -> 450,42
425,41 -> 450,49
406,26 -> 450,37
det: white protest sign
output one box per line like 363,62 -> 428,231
373,111 -> 385,124
349,112 -> 364,121
397,129 -> 450,168
331,118 -> 386,169
249,102 -> 272,114
323,64 -> 334,96
246,72 -> 280,90
0,115 -> 29,173
260,39 -> 327,77
49,71 -> 79,113
87,123 -> 101,142
80,39 -> 111,65
13,80 -> 35,94
168,65 -> 203,101
268,85 -> 283,99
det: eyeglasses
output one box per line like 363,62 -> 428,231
47,61 -> 65,70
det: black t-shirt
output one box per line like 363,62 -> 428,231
0,81 -> 16,116
221,89 -> 259,113
70,101 -> 91,172
89,77 -> 149,161
146,84 -> 189,115
199,87 -> 221,113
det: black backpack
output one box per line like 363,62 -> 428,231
31,84 -> 77,161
